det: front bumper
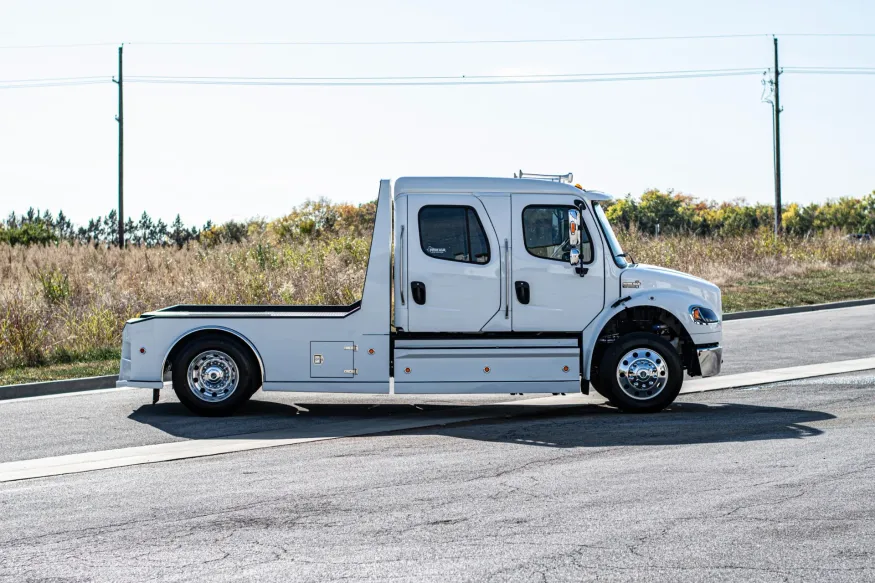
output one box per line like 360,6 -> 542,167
696,345 -> 723,377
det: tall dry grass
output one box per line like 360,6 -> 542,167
620,228 -> 875,287
0,234 -> 368,369
1,229 -> 873,370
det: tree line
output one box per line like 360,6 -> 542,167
1,208 -> 203,247
2,190 -> 873,247
0,198 -> 378,247
604,189 -> 875,236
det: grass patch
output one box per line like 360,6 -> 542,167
723,269 -> 875,313
0,358 -> 119,386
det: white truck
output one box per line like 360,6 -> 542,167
117,174 -> 723,416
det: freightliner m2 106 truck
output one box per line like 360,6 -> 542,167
117,175 -> 723,416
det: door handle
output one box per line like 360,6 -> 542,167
514,281 -> 530,304
411,281 -> 426,305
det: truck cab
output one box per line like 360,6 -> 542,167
117,175 -> 722,416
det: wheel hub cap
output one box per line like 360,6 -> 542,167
616,347 -> 669,400
187,351 -> 239,403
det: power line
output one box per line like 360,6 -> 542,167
785,67 -> 875,75
0,75 -> 107,83
127,70 -> 763,87
780,33 -> 875,37
3,66 -> 874,90
129,34 -> 772,46
2,32 -> 874,50
125,33 -> 875,46
0,79 -> 108,89
0,42 -> 117,50
129,67 -> 764,82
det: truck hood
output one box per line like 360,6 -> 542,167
621,264 -> 722,317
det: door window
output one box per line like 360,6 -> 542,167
418,206 -> 490,264
522,205 -> 593,263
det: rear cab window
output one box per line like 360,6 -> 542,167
418,206 -> 490,264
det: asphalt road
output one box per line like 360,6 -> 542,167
1,305 -> 873,465
719,304 -> 875,375
0,306 -> 873,581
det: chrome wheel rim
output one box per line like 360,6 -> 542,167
616,347 -> 668,400
187,350 -> 239,403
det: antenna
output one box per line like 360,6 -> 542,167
515,170 -> 574,184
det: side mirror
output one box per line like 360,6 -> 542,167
568,208 -> 587,277
568,209 -> 581,247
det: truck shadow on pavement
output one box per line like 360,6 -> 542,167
417,402 -> 836,448
128,399 -> 835,449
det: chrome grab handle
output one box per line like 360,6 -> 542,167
399,225 -> 405,305
504,238 -> 510,319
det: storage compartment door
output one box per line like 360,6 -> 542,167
310,341 -> 355,378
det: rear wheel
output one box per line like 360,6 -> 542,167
171,335 -> 258,416
597,332 -> 683,413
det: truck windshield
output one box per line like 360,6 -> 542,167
593,202 -> 629,268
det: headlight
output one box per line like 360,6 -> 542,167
690,305 -> 720,325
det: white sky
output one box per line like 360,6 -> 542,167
1,0 -> 873,226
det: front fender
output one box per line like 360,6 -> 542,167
582,289 -> 722,379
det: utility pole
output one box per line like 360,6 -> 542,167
113,45 -> 124,247
772,36 -> 783,235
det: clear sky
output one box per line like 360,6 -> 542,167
1,0 -> 873,226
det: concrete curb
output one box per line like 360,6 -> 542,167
723,297 -> 875,321
0,375 -> 118,401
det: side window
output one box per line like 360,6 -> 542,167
522,205 -> 593,263
419,206 -> 491,264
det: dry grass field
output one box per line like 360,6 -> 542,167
1,229 -> 874,382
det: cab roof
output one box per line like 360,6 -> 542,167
393,177 -> 614,201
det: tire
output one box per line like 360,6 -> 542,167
588,375 -> 614,401
171,334 -> 259,416
596,332 -> 683,413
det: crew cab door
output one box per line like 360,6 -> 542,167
510,194 -> 605,331
403,195 -> 501,332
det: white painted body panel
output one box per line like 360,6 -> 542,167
395,347 -> 579,383
509,193 -> 605,332
118,176 -> 724,395
403,194 -> 501,332
120,180 -> 393,393
581,287 -> 723,381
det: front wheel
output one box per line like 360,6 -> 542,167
588,374 -> 614,401
171,334 -> 258,416
596,332 -> 683,413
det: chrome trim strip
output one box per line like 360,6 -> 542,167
399,225 -> 405,305
504,238 -> 510,319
